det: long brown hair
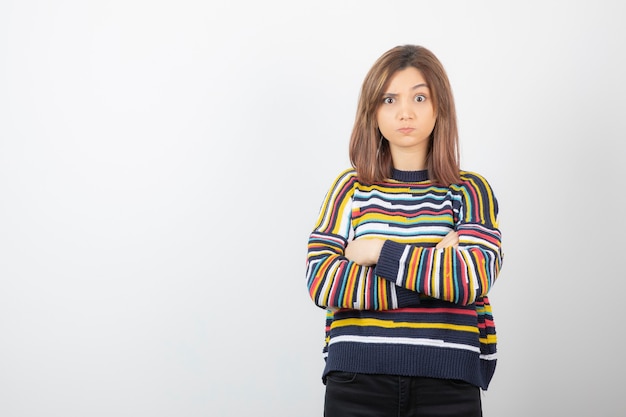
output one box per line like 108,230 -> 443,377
348,45 -> 460,186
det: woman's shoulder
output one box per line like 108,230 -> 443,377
337,167 -> 357,177
456,170 -> 500,222
319,168 -> 360,201
329,167 -> 358,184
455,170 -> 499,201
458,170 -> 495,190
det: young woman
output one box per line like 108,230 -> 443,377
305,45 -> 503,417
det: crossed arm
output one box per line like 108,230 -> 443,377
345,231 -> 459,266
306,170 -> 502,310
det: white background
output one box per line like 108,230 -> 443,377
1,1 -> 624,416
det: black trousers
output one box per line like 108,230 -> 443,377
323,372 -> 482,417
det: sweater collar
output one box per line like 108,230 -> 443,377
391,168 -> 429,182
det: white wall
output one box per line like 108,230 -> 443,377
1,1 -> 624,416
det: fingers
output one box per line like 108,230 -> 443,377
344,238 -> 384,266
435,231 -> 459,249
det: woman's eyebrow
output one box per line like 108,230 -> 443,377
384,83 -> 429,96
412,83 -> 428,90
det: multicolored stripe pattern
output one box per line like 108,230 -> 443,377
306,168 -> 503,390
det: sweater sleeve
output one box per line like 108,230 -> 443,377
306,169 -> 421,310
374,172 -> 503,305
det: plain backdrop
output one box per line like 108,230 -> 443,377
1,1 -> 624,416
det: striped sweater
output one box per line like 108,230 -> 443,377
306,167 -> 503,390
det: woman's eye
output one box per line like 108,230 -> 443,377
382,97 -> 394,104
415,95 -> 426,102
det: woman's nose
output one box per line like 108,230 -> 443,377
399,103 -> 415,120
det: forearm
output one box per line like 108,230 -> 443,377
374,226 -> 502,305
306,233 -> 421,310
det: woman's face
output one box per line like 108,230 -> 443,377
376,67 -> 436,170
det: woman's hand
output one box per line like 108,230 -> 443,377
345,231 -> 457,266
435,230 -> 459,249
344,238 -> 385,266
